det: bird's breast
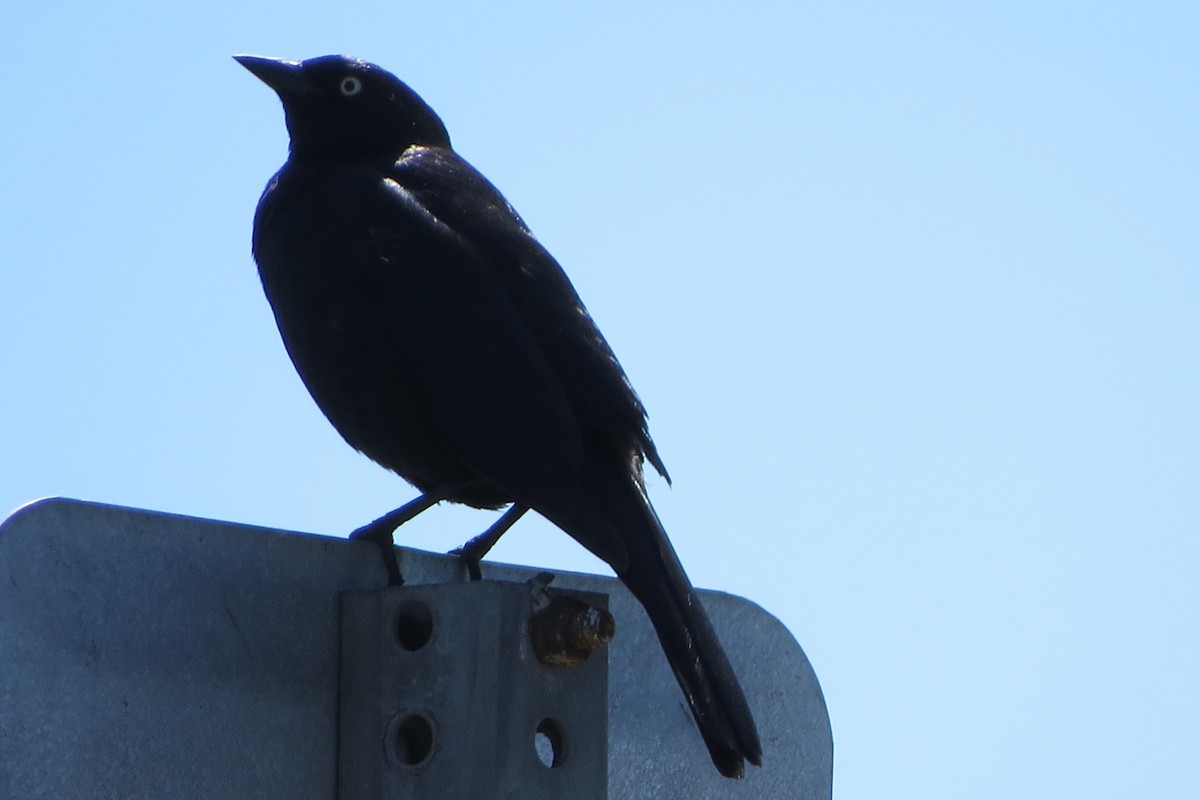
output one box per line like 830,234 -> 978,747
251,162 -> 514,506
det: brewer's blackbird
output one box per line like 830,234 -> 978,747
236,54 -> 761,778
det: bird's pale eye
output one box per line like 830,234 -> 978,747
339,76 -> 363,97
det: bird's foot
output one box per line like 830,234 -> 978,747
448,503 -> 530,582
350,516 -> 404,586
351,491 -> 448,587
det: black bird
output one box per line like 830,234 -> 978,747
236,54 -> 762,778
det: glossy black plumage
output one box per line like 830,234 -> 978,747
236,54 -> 761,777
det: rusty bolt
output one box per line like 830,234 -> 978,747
529,594 -> 616,667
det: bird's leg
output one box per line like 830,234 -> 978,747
451,503 -> 530,581
351,488 -> 456,586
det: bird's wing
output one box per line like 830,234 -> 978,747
392,147 -> 670,484
361,170 -> 594,508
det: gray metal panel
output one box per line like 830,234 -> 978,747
0,498 -> 832,799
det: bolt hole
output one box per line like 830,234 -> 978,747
394,713 -> 434,765
395,601 -> 433,651
534,718 -> 565,768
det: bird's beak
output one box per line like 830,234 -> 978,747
233,55 -> 316,98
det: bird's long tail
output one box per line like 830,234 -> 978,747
543,457 -> 763,778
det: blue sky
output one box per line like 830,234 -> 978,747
2,2 -> 1197,797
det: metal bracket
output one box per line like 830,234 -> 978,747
338,581 -> 609,799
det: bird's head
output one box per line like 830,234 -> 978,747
234,54 -> 451,159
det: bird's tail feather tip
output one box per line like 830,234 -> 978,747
707,728 -> 762,778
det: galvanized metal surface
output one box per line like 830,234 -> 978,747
0,498 -> 832,799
